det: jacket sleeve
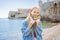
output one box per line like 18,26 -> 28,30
21,21 -> 32,36
35,22 -> 42,35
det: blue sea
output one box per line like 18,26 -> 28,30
0,18 -> 24,40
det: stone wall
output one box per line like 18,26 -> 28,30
39,0 -> 60,22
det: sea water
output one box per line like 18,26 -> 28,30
0,18 -> 24,40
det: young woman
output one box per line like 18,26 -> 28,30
21,7 -> 42,40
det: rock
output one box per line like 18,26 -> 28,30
43,23 -> 60,40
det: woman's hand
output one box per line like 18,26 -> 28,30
34,21 -> 37,26
29,21 -> 35,28
37,21 -> 40,25
36,19 -> 40,25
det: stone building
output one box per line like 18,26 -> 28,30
8,11 -> 19,19
39,0 -> 60,22
8,9 -> 30,19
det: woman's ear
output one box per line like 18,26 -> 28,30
30,13 -> 32,17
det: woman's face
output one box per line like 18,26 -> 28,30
30,8 -> 40,19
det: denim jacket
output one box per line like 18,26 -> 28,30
21,20 -> 42,40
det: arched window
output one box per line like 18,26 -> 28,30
54,3 -> 57,6
54,3 -> 57,14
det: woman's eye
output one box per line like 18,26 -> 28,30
34,11 -> 36,13
37,12 -> 39,14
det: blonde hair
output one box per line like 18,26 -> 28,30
25,7 -> 40,22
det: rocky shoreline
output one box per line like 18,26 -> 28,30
43,23 -> 60,40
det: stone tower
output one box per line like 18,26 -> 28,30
47,0 -> 50,2
39,0 -> 42,9
39,0 -> 43,15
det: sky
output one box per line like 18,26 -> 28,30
0,0 -> 48,18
